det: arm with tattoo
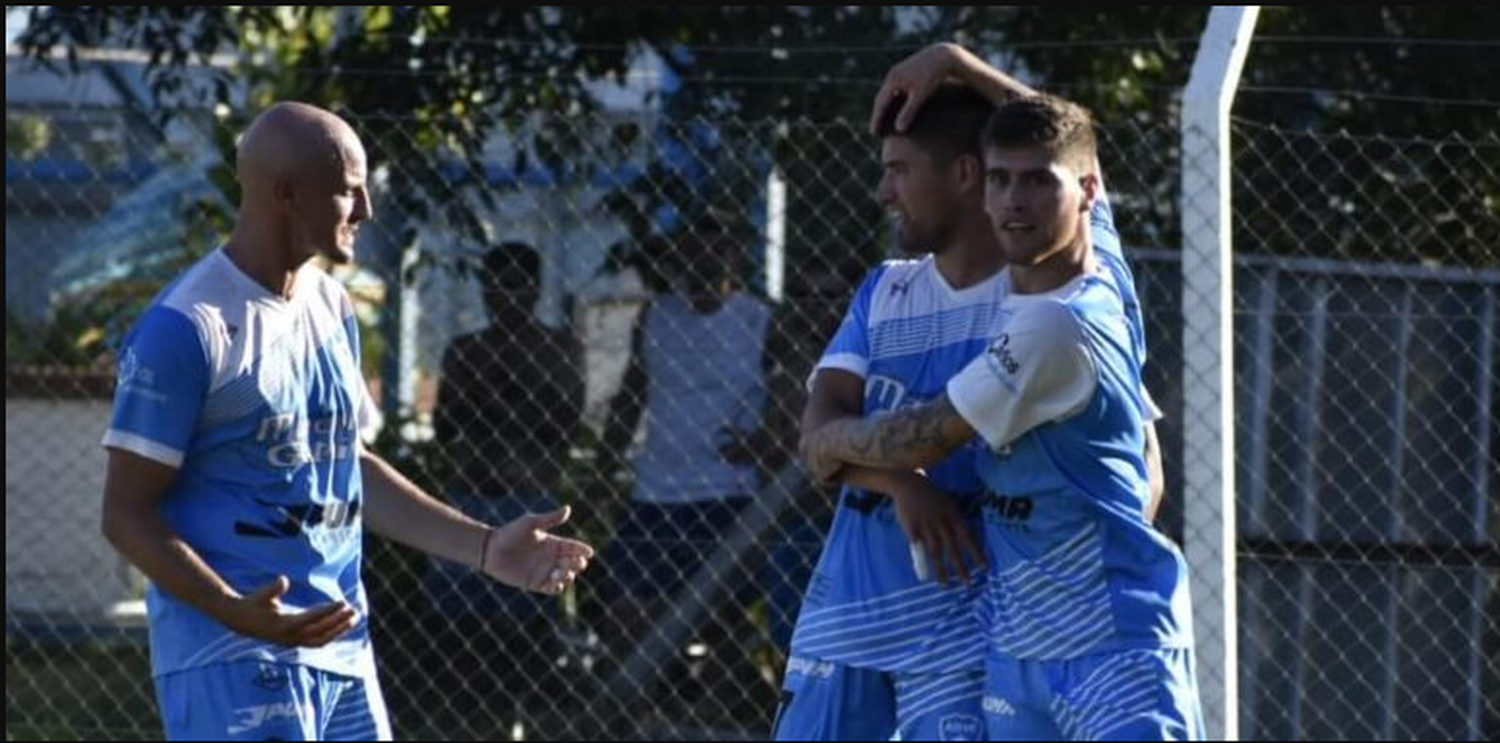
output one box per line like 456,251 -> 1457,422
801,394 -> 975,480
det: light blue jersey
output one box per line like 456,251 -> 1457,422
949,267 -> 1191,661
777,253 -> 1002,741
789,197 -> 1142,675
1090,196 -> 1148,367
946,265 -> 1200,739
790,254 -> 1002,674
103,248 -> 377,680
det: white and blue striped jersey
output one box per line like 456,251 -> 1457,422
103,248 -> 376,679
790,254 -> 1003,674
947,266 -> 1192,661
790,197 -> 1147,674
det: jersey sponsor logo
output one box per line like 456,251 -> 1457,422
117,348 -> 153,387
982,695 -> 1017,717
785,656 -> 837,679
235,499 -> 361,539
116,347 -> 167,403
986,333 -> 1020,376
255,413 -> 358,468
227,701 -> 306,735
866,374 -> 909,412
939,713 -> 983,740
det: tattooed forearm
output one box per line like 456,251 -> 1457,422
809,396 -> 974,470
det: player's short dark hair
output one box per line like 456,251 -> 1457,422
874,83 -> 996,165
981,94 -> 1098,173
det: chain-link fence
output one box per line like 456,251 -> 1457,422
8,63 -> 1498,740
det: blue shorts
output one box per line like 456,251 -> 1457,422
773,656 -> 985,741
154,660 -> 390,740
982,648 -> 1204,741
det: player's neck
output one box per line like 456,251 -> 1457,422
934,218 -> 1005,290
1011,232 -> 1096,295
224,223 -> 306,300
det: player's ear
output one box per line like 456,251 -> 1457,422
1078,172 -> 1100,213
952,152 -> 983,196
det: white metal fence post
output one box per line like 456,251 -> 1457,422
1182,6 -> 1260,740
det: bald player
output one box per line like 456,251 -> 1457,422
99,101 -> 594,740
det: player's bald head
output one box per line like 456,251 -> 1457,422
236,101 -> 364,194
232,102 -> 372,266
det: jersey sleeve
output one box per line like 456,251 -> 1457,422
811,264 -> 885,383
101,306 -> 210,468
1090,192 -> 1149,367
945,301 -> 1098,451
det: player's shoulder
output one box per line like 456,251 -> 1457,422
1067,269 -> 1132,326
1007,295 -> 1085,344
304,264 -> 356,319
1002,277 -> 1097,343
855,255 -> 937,305
1007,272 -> 1133,362
156,250 -> 227,307
871,255 -> 930,285
145,253 -> 236,346
841,255 -> 918,295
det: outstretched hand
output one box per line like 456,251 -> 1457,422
480,505 -> 595,595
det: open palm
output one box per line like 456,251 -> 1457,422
481,505 -> 595,594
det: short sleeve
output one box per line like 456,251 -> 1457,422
810,264 -> 886,384
945,302 -> 1097,451
101,307 -> 210,468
